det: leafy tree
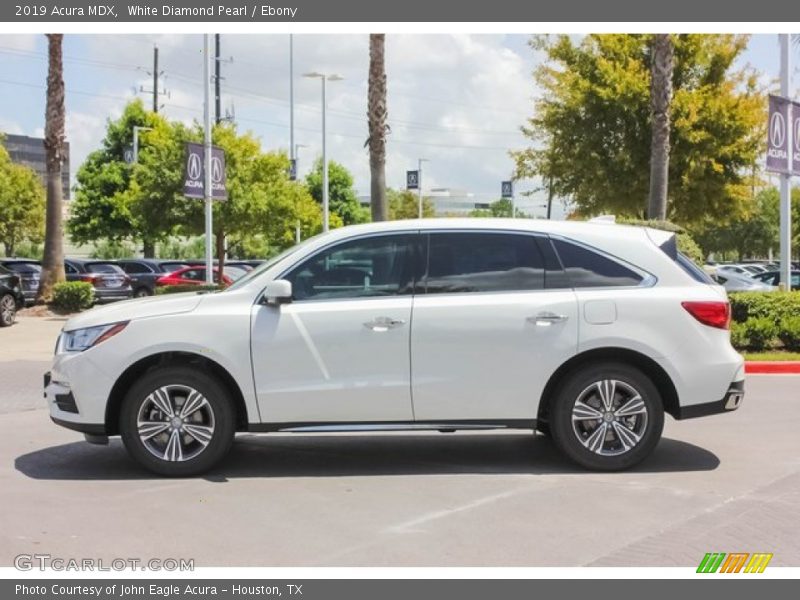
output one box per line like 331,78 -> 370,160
514,34 -> 764,228
387,188 -> 434,220
306,159 -> 370,226
68,99 -> 171,256
469,198 -> 529,218
0,143 -> 45,256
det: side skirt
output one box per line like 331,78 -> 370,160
247,419 -> 537,433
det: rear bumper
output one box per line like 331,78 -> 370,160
675,380 -> 744,419
93,287 -> 133,302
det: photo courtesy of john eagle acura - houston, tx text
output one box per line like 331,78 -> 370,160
44,218 -> 745,476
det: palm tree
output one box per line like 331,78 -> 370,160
647,34 -> 674,221
36,33 -> 67,303
366,34 -> 389,222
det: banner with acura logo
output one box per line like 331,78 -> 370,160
766,95 -> 799,176
183,142 -> 228,200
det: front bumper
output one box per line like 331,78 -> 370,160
675,380 -> 744,419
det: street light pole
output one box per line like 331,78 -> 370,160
289,34 -> 294,164
304,72 -> 343,232
294,143 -> 308,243
779,34 -> 793,292
418,158 -> 429,218
132,126 -> 152,163
203,34 -> 214,285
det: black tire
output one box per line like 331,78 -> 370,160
0,293 -> 16,327
133,287 -> 152,298
120,365 -> 235,476
549,362 -> 664,471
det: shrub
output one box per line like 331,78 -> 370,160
742,317 -> 778,351
155,284 -> 223,296
778,316 -> 800,352
50,282 -> 94,312
729,291 -> 800,323
729,321 -> 748,350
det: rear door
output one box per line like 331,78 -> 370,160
410,231 -> 579,422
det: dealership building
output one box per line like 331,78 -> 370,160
1,133 -> 71,200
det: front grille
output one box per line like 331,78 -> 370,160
54,391 -> 79,414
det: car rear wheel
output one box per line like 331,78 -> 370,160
549,362 -> 664,471
0,293 -> 16,327
133,287 -> 151,298
120,366 -> 235,476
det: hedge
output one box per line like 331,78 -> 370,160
155,284 -> 224,295
50,282 -> 94,313
728,292 -> 800,352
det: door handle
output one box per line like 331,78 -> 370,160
528,311 -> 569,326
364,316 -> 406,332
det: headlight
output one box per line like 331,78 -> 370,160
61,321 -> 128,353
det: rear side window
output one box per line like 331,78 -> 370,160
121,262 -> 153,274
675,253 -> 715,284
424,232 -> 545,293
551,238 -> 643,288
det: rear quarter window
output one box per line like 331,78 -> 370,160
551,238 -> 644,288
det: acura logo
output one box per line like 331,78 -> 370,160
770,111 -> 786,149
795,115 -> 800,152
186,152 -> 202,181
211,156 -> 224,184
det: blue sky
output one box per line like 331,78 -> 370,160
0,34 -> 797,216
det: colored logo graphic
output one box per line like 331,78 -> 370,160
697,552 -> 773,573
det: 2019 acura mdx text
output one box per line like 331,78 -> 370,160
45,219 -> 745,476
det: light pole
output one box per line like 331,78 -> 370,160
294,143 -> 308,243
289,34 -> 294,165
132,126 -> 152,163
417,158 -> 429,218
304,72 -> 343,232
778,34 -> 793,291
203,34 -> 214,284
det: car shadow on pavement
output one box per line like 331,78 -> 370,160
14,433 -> 720,481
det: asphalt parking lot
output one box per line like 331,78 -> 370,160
1,316 -> 799,567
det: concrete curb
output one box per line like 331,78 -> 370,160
745,361 -> 800,374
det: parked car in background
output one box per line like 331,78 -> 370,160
155,265 -> 245,288
717,264 -> 758,277
0,258 -> 42,305
64,259 -> 133,303
752,270 -> 800,290
0,265 -> 26,327
47,219 -> 745,476
115,259 -> 194,298
714,270 -> 774,292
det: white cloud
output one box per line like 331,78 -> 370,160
67,34 -> 543,204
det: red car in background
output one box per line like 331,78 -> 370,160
155,265 -> 248,288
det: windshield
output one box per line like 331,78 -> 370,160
225,235 -> 322,292
5,262 -> 41,273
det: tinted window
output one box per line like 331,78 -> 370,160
552,238 -> 643,288
285,234 -> 414,301
3,262 -> 41,274
181,269 -> 205,282
676,253 -> 715,284
424,233 -> 545,293
121,262 -> 153,274
87,263 -> 124,274
64,263 -> 78,274
160,262 -> 190,273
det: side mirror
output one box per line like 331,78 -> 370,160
262,279 -> 293,305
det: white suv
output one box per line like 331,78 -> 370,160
45,219 -> 744,476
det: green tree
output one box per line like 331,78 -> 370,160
468,198 -> 529,218
514,34 -> 764,228
0,144 -> 45,256
68,99 -> 171,256
305,159 -> 370,226
387,188 -> 434,220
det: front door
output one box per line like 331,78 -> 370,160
251,233 -> 418,424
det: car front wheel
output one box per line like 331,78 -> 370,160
549,362 -> 664,471
0,293 -> 17,327
120,366 -> 235,476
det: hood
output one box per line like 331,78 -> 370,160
63,292 -> 205,332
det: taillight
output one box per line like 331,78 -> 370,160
79,274 -> 98,285
681,301 -> 731,330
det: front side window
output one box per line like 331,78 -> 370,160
551,238 -> 643,288
285,234 -> 415,301
423,232 -> 545,294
